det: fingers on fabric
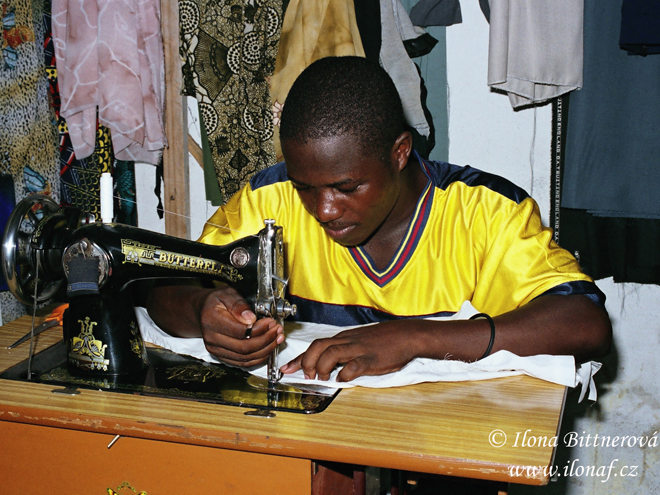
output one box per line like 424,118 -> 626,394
280,328 -> 408,382
282,344 -> 371,381
203,319 -> 284,367
284,338 -> 354,381
280,355 -> 303,375
310,342 -> 362,381
334,358 -> 364,382
199,289 -> 284,365
203,318 -> 282,351
206,337 -> 280,367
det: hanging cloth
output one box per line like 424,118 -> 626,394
179,0 -> 282,198
51,0 -> 166,165
44,0 -> 115,218
269,0 -> 364,161
619,0 -> 660,56
379,0 -> 435,142
408,0 -> 491,26
562,0 -> 660,219
57,122 -> 115,216
0,0 -> 59,203
555,0 -> 660,284
409,0 -> 462,26
354,0 -> 382,63
113,160 -> 138,226
487,0 -> 583,108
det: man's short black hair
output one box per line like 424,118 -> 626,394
279,56 -> 405,160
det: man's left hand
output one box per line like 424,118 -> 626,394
280,322 -> 419,382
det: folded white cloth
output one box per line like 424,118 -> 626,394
135,301 -> 600,401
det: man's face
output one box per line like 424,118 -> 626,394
283,136 -> 401,247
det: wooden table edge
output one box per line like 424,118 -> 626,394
0,393 -> 557,486
0,317 -> 564,486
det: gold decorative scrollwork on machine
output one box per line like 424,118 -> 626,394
70,317 -> 110,371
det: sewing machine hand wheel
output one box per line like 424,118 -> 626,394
1,194 -> 63,305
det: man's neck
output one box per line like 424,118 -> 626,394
362,155 -> 429,271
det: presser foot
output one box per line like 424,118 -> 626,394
246,375 -> 289,397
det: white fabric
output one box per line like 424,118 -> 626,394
135,301 -> 600,401
487,0 -> 583,108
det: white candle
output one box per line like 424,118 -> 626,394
100,172 -> 113,224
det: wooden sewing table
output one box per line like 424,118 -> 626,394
0,313 -> 566,494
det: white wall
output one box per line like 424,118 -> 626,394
447,3 -> 660,494
446,5 -> 550,220
136,97 -> 213,240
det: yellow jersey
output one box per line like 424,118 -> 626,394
199,155 -> 603,325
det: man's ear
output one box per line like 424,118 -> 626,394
391,131 -> 413,172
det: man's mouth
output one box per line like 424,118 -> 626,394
322,224 -> 356,240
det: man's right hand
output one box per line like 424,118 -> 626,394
146,284 -> 284,368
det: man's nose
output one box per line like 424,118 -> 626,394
314,189 -> 341,223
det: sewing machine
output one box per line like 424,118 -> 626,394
1,194 -> 335,414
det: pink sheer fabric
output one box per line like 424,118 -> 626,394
52,0 -> 166,164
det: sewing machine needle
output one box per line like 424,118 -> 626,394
267,336 -> 282,385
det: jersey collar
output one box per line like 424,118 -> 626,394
348,156 -> 434,287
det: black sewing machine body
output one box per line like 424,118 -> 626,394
60,222 -> 267,377
1,195 -> 339,415
2,195 -> 294,378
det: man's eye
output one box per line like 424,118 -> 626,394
337,186 -> 358,193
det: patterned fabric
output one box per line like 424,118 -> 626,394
1,0 -> 59,324
198,154 -> 603,326
58,123 -> 114,217
0,0 -> 59,203
179,0 -> 282,198
43,0 -> 114,218
51,0 -> 166,164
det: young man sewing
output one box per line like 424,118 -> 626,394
147,57 -> 611,381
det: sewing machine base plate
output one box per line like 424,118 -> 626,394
1,341 -> 339,414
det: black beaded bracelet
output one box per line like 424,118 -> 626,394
470,312 -> 495,360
